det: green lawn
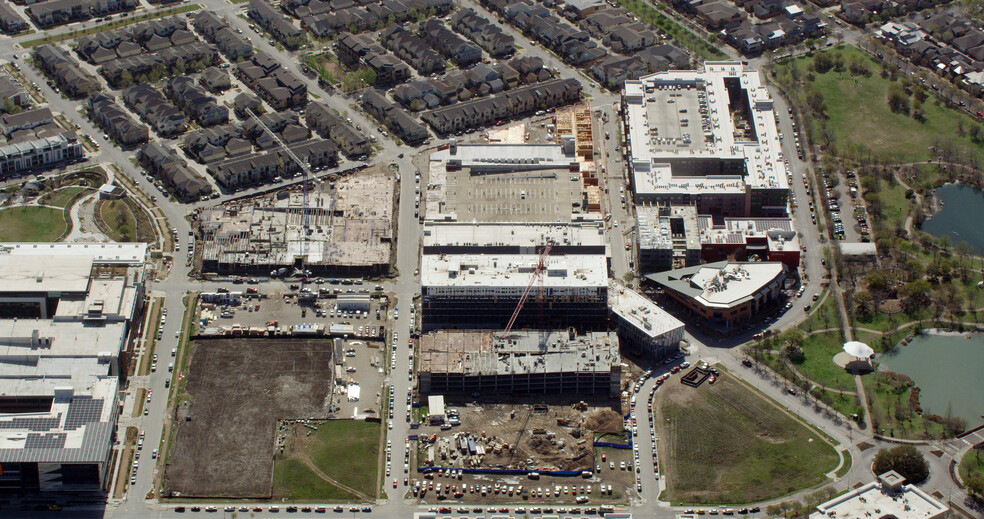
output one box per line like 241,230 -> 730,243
791,331 -> 855,392
273,420 -> 380,501
773,46 -> 984,163
41,186 -> 88,208
658,373 -> 838,504
22,4 -> 201,47
614,0 -> 727,60
799,289 -> 838,333
810,386 -> 862,424
866,372 -> 944,440
835,450 -> 853,479
0,206 -> 66,241
273,459 -> 360,501
959,449 -> 984,482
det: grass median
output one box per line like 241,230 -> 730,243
22,4 -> 202,48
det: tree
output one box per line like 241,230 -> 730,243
813,52 -> 834,73
888,84 -> 911,114
967,475 -> 984,502
872,445 -> 929,484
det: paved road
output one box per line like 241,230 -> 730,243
0,3 -> 974,518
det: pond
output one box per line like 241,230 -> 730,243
879,333 -> 984,427
921,183 -> 984,251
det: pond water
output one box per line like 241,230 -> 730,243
879,333 -> 984,426
920,183 -> 984,251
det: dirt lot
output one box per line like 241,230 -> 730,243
412,400 -> 637,504
163,338 -> 334,498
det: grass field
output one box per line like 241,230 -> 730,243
865,372 -> 943,440
791,331 -> 855,392
960,449 -> 984,482
656,372 -> 838,504
273,420 -> 380,502
772,46 -> 984,163
41,186 -> 88,208
96,198 -> 155,243
798,289 -> 838,333
0,206 -> 66,241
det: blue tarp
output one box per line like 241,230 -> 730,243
418,467 -> 586,477
593,441 -> 632,449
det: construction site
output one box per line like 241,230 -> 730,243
162,338 -> 335,498
197,166 -> 395,276
411,402 -> 637,505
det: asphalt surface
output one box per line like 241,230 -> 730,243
0,3 -> 976,518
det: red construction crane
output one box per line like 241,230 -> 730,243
503,242 -> 552,334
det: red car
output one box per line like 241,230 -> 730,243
671,366 -> 680,374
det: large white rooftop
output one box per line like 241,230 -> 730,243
689,262 -> 785,307
422,220 -> 606,249
0,243 -> 147,293
811,475 -> 948,519
608,282 -> 684,339
623,62 -> 787,199
421,253 -> 607,290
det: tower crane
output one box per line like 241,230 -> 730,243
502,242 -> 552,334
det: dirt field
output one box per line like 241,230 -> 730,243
413,400 -> 636,504
163,338 -> 334,498
654,370 -> 838,505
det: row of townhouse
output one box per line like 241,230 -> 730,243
249,0 -> 305,48
86,93 -> 149,147
0,134 -> 83,178
167,76 -> 230,128
380,25 -> 445,75
304,103 -> 372,157
0,107 -> 52,137
485,0 -> 608,67
193,12 -> 254,61
184,123 -> 254,164
722,6 -> 825,54
451,8 -> 514,58
27,0 -> 137,28
336,32 -> 412,86
205,138 -> 338,189
0,71 -> 29,109
0,2 -> 28,33
297,0 -> 452,38
76,16 -> 195,65
880,16 -> 984,96
421,77 -> 582,135
100,41 -> 217,88
392,55 -> 550,111
34,45 -> 101,98
235,52 -> 308,111
360,89 -> 429,145
122,84 -> 188,137
420,19 -> 483,68
139,142 -> 213,201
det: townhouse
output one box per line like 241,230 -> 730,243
452,8 -> 514,58
122,84 -> 188,137
193,12 -> 253,61
0,2 -> 27,33
380,26 -> 445,75
0,134 -> 83,177
422,78 -> 582,134
420,19 -> 483,68
27,0 -> 138,28
360,89 -> 429,145
235,52 -> 307,111
139,141 -> 213,201
167,76 -> 230,128
34,45 -> 101,98
249,0 -> 305,48
206,139 -> 337,188
87,93 -> 149,146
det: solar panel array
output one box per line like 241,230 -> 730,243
0,415 -> 61,431
64,398 -> 104,431
25,432 -> 67,450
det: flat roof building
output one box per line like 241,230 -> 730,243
810,471 -> 948,519
636,204 -> 701,272
646,260 -> 785,330
608,282 -> 684,362
425,139 -> 593,223
418,329 -> 621,396
0,243 -> 147,493
421,221 -> 609,331
622,62 -> 788,218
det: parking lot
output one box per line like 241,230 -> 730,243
199,282 -> 391,339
